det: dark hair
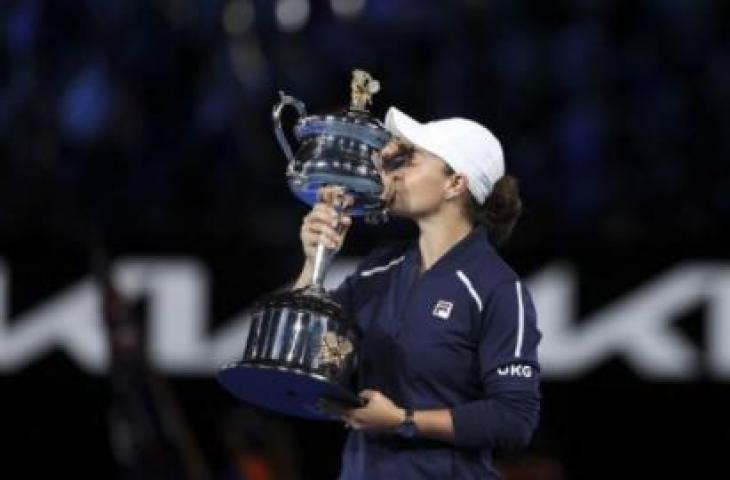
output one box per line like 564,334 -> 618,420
444,165 -> 523,247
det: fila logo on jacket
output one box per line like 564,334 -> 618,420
432,300 -> 454,320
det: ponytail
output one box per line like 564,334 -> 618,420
467,175 -> 523,247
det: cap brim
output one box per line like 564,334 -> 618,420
385,107 -> 422,140
385,107 -> 437,155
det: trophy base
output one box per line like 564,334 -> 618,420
217,362 -> 363,421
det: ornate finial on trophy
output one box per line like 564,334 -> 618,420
350,69 -> 380,111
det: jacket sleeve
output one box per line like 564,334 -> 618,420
450,279 -> 542,451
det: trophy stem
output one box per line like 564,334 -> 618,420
311,241 -> 335,290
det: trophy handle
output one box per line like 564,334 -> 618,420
272,91 -> 307,178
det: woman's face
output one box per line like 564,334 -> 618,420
379,138 -> 453,218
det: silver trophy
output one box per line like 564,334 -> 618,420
218,70 -> 391,420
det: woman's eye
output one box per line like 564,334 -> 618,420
382,146 -> 414,171
384,154 -> 407,171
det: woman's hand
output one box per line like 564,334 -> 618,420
291,186 -> 353,290
341,389 -> 405,432
300,186 -> 353,264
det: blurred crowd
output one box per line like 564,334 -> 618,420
1,0 -> 728,256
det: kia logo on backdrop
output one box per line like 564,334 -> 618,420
0,259 -> 728,381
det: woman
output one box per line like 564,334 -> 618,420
293,107 -> 541,479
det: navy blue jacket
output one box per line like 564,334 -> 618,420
332,225 -> 541,479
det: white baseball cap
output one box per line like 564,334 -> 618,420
384,106 -> 505,204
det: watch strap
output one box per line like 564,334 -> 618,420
396,407 -> 416,438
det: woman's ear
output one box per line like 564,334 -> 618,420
445,173 -> 470,200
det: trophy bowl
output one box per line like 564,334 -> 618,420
271,69 -> 391,218
217,70 -> 390,421
286,109 -> 390,216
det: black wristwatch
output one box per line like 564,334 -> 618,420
395,407 -> 417,438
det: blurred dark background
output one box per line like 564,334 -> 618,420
1,0 -> 729,478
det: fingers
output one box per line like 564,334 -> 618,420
343,419 -> 364,430
302,227 -> 340,250
301,202 -> 352,250
300,186 -> 355,258
341,410 -> 364,430
358,389 -> 375,402
317,185 -> 355,210
319,399 -> 360,429
317,185 -> 343,204
310,203 -> 349,229
339,391 -> 380,430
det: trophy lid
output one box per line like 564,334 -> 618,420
293,69 -> 389,147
